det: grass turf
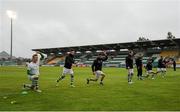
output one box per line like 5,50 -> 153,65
0,66 -> 180,111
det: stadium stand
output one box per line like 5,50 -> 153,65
160,50 -> 179,57
1,39 -> 178,67
47,57 -> 64,65
30,38 -> 179,68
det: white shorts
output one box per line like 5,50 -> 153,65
128,69 -> 134,74
157,68 -> 166,72
147,70 -> 152,73
28,75 -> 39,80
95,70 -> 105,79
146,70 -> 154,75
162,68 -> 166,72
62,67 -> 74,75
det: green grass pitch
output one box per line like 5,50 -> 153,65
0,66 -> 180,111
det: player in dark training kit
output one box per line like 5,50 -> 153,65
56,50 -> 76,87
87,51 -> 108,85
145,57 -> 157,79
157,56 -> 167,78
125,50 -> 134,84
136,54 -> 143,80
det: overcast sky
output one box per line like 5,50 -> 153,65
0,0 -> 180,58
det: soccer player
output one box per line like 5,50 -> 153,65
135,54 -> 143,80
145,58 -> 157,79
161,57 -> 169,77
157,56 -> 166,78
56,50 -> 75,87
173,58 -> 176,71
23,54 -> 42,92
86,51 -> 108,85
125,50 -> 134,84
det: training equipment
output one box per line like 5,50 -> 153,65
10,101 -> 17,104
3,96 -> 7,99
21,91 -> 28,95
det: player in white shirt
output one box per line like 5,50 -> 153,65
23,52 -> 44,92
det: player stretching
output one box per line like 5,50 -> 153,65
145,58 -> 157,79
56,50 -> 75,87
23,53 -> 44,92
87,51 -> 108,85
125,50 -> 134,84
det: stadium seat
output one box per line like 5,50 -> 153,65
160,51 -> 179,57
47,57 -> 64,65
